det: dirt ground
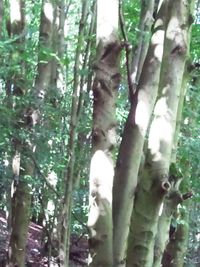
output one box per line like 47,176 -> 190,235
0,210 -> 88,267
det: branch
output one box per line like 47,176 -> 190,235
182,191 -> 193,200
72,211 -> 89,233
119,1 -> 134,102
31,155 -> 60,198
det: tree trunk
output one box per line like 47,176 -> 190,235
34,0 -> 54,101
9,181 -> 31,267
126,1 -> 193,266
7,1 -> 30,266
112,1 -> 168,265
87,0 -> 121,266
31,0 -> 55,234
59,1 -> 90,266
131,0 -> 154,88
153,56 -> 194,267
50,0 -> 66,95
8,1 -> 56,266
162,200 -> 190,267
153,172 -> 183,267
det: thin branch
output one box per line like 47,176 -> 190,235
182,191 -> 193,200
119,1 -> 134,102
31,155 -> 60,197
72,211 -> 89,232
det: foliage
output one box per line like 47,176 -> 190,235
0,0 -> 199,265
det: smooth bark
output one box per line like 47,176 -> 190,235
112,2 -> 168,265
126,1 -> 192,266
153,67 -> 193,267
153,3 -> 194,265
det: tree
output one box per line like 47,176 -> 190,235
0,0 -> 198,266
6,1 -> 32,266
126,1 -> 194,266
112,0 -> 168,264
87,0 -> 121,265
8,0 -> 56,265
59,1 -> 91,266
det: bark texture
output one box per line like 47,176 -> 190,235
153,176 -> 183,267
87,0 -> 121,266
161,203 -> 190,267
153,2 -> 194,266
112,2 -> 168,265
162,171 -> 193,267
7,1 -> 31,266
9,1 -> 56,265
126,1 -> 193,266
34,0 -> 54,101
131,0 -> 155,88
9,181 -> 31,267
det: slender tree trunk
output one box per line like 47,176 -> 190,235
9,1 -> 56,265
87,0 -> 121,266
162,198 -> 191,267
34,0 -> 54,101
43,0 -> 67,258
131,0 -> 155,88
50,0 -> 66,94
7,1 -> 32,266
153,76 -> 186,267
76,1 -> 96,122
160,64 -> 194,266
112,1 -> 168,265
153,173 -> 183,267
59,1 -> 89,266
153,63 -> 193,267
29,0 -> 54,228
9,180 -> 32,267
161,160 -> 193,267
126,1 -> 193,266
153,3 -> 194,264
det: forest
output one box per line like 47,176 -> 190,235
0,0 -> 200,266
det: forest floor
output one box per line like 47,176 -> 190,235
0,210 -> 88,266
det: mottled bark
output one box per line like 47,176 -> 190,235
131,0 -> 155,88
161,178 -> 193,267
7,1 -> 30,266
153,3 -> 194,265
153,174 -> 183,267
153,77 -> 186,267
153,67 -> 193,267
9,181 -> 32,267
162,202 -> 190,267
126,1 -> 193,266
8,1 -> 57,266
112,1 -> 168,265
50,0 -> 66,95
87,0 -> 121,266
